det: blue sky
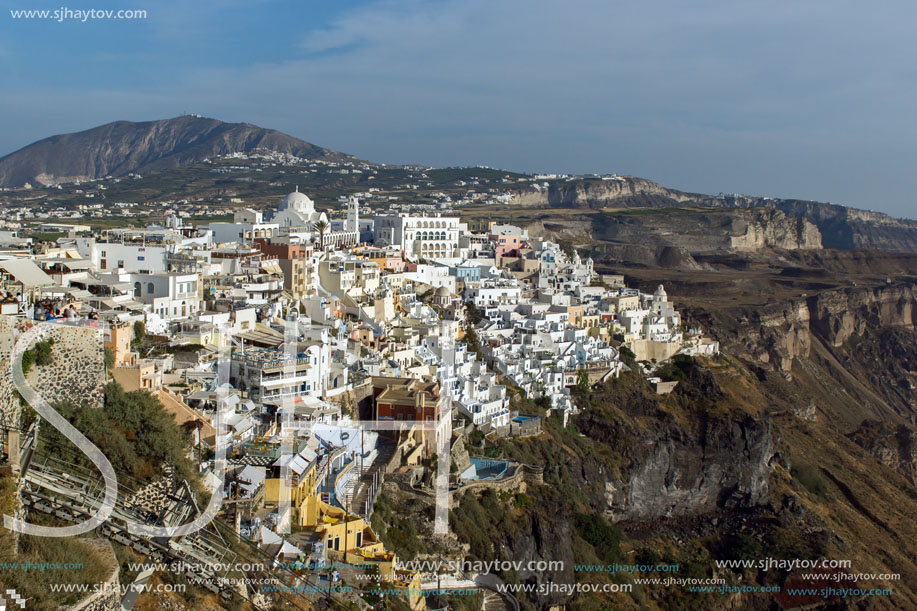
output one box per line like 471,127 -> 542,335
1,0 -> 915,217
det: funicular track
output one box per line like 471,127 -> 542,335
17,438 -> 327,610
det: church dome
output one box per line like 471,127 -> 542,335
279,188 -> 314,214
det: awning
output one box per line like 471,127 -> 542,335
0,259 -> 55,287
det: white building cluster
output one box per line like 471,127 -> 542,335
1,190 -> 716,447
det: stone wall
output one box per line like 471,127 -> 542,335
509,417 -> 542,438
628,338 -> 682,363
0,316 -> 19,430
26,322 -> 106,408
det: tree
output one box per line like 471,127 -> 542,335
464,302 -> 484,325
575,369 -> 590,395
464,326 -> 480,355
103,346 -> 115,371
312,219 -> 330,248
133,320 -> 146,342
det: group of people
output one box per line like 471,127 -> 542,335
32,299 -> 99,321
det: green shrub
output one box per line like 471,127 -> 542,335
721,533 -> 762,562
574,514 -> 623,563
103,346 -> 115,370
791,463 -> 830,498
39,382 -> 195,483
133,320 -> 146,342
34,338 -> 54,366
20,349 -> 35,374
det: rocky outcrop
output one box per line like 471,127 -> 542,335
589,207 -> 822,255
806,285 -> 916,347
576,371 -> 776,523
730,301 -> 813,376
774,199 -> 917,253
609,415 -> 775,521
0,116 -> 352,187
545,176 -> 700,209
710,284 -> 916,380
511,176 -> 917,253
728,209 -> 822,251
499,502 -> 576,608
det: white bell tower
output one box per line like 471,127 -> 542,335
346,196 -> 360,233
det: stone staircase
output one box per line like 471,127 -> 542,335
346,439 -> 397,517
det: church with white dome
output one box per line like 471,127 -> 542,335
272,186 -> 329,229
270,187 -> 360,249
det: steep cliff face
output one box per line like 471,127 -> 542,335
727,301 -> 813,376
575,370 -> 776,523
709,284 -> 916,380
544,177 -> 700,208
728,210 -> 822,251
509,176 -> 917,254
589,208 -> 822,255
609,415 -> 775,521
848,421 -> 917,485
806,285 -> 916,347
774,200 -> 917,253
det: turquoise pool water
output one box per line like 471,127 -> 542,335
460,458 -> 509,480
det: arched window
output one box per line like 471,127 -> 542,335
147,282 -> 155,293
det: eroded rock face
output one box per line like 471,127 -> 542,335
587,207 -> 822,255
728,209 -> 822,251
511,176 -> 917,253
608,416 -> 775,522
727,301 -> 813,377
807,285 -> 916,347
576,372 -> 776,523
499,503 -> 576,608
713,284 -> 916,379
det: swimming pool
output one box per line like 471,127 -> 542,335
460,458 -> 509,480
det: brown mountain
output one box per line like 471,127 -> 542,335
0,115 -> 353,187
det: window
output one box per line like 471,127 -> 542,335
147,282 -> 154,293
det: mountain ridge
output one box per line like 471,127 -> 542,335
0,115 -> 354,188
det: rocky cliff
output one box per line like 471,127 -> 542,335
716,284 -> 916,377
587,207 -> 822,256
773,199 -> 917,252
511,175 -> 917,253
574,367 -> 776,523
728,210 -> 822,251
543,176 -> 701,209
0,116 -> 351,187
610,415 -> 775,521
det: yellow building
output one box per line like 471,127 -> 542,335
262,449 -> 396,579
608,294 -> 640,312
264,452 -> 318,513
103,321 -> 132,366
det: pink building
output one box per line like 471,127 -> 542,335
494,234 -> 527,258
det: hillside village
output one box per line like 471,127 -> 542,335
0,187 -> 717,607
